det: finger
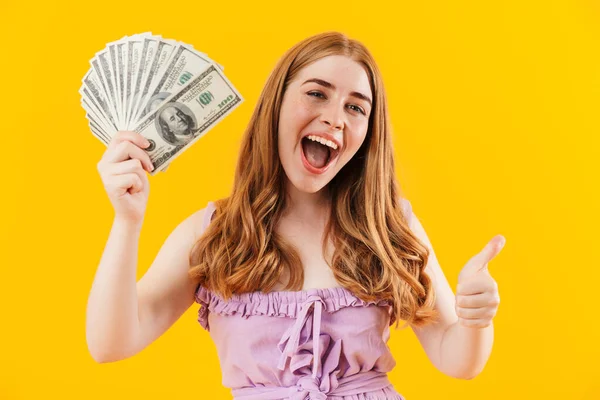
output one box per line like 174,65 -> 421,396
112,173 -> 143,195
457,274 -> 497,296
127,173 -> 144,194
458,318 -> 492,329
110,158 -> 147,183
458,235 -> 506,280
107,140 -> 154,172
107,130 -> 151,152
471,235 -> 506,269
456,306 -> 497,320
456,292 -> 498,308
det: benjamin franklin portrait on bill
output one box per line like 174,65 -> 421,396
155,102 -> 200,146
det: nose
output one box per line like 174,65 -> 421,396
320,102 -> 344,131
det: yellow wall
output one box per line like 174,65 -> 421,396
0,0 -> 598,399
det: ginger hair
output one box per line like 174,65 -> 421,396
189,31 -> 438,328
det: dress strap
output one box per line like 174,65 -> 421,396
401,198 -> 413,226
201,201 -> 216,233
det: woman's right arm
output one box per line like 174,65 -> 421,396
86,130 -> 208,363
85,217 -> 144,363
85,208 -> 206,363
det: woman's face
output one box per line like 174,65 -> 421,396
277,55 -> 373,194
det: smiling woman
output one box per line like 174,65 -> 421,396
88,30 -> 451,400
183,32 -> 443,398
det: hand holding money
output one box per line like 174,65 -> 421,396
80,32 -> 244,175
97,131 -> 153,224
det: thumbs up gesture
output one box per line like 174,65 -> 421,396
455,235 -> 506,329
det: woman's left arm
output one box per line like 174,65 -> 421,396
405,203 -> 505,380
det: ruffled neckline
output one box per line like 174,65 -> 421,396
194,285 -> 392,331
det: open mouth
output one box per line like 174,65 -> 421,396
300,136 -> 340,173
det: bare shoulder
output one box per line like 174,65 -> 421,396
134,204 -> 211,353
399,197 -> 413,225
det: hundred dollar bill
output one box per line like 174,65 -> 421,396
89,122 -> 108,145
94,49 -> 121,127
106,42 -> 123,126
131,44 -> 216,128
123,34 -> 143,127
131,64 -> 243,175
81,96 -> 113,138
128,36 -> 158,127
88,119 -> 110,145
114,38 -> 127,124
129,38 -> 177,126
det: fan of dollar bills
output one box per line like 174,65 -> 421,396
80,32 -> 244,175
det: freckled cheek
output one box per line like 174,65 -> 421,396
281,98 -> 314,131
295,97 -> 318,119
279,100 -> 308,147
344,125 -> 369,156
299,95 -> 316,108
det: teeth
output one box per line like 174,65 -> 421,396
306,135 -> 338,150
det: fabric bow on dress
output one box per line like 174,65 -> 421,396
277,294 -> 344,399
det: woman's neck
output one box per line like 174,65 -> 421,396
282,182 -> 331,223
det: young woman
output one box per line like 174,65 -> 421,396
87,31 -> 504,400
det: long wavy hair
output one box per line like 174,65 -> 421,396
189,31 -> 439,328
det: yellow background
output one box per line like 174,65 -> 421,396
0,0 -> 598,399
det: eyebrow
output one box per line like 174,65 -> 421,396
302,78 -> 372,106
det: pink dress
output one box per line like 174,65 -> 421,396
195,200 -> 413,400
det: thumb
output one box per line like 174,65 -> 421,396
458,234 -> 506,281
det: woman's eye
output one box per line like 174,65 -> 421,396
307,91 -> 325,98
348,105 -> 365,115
